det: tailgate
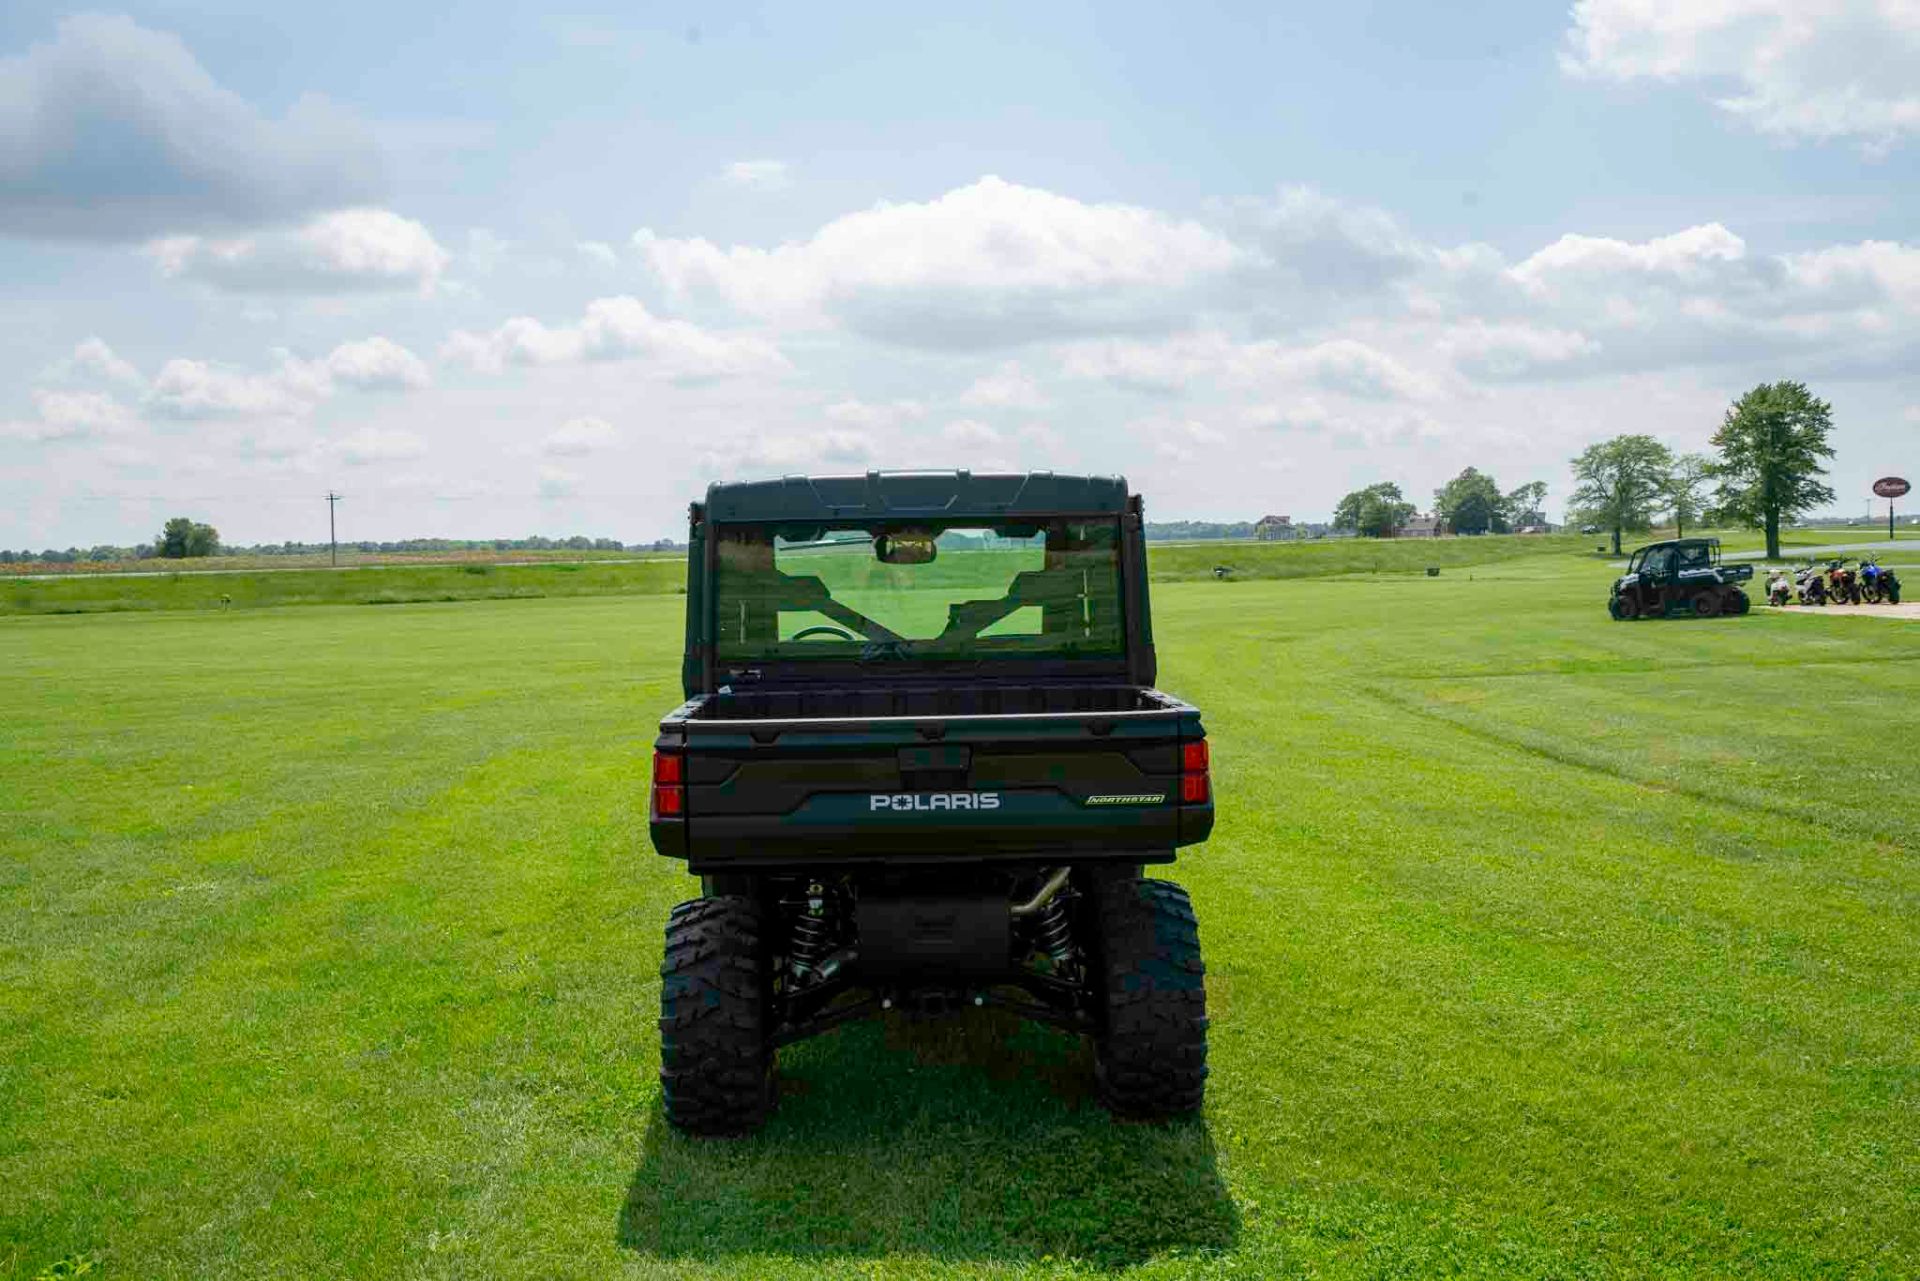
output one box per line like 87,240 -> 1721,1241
650,695 -> 1212,869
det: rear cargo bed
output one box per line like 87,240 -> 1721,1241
653,684 -> 1210,869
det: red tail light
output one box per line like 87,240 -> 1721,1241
651,749 -> 685,820
1179,739 -> 1210,804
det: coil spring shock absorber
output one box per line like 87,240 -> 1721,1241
1033,894 -> 1076,973
789,880 -> 831,980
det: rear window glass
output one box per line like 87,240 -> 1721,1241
712,520 -> 1124,663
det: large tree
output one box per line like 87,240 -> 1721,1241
1665,453 -> 1713,538
156,517 -> 220,559
1434,467 -> 1508,534
1569,435 -> 1673,555
1333,482 -> 1417,539
1505,481 -> 1549,527
1709,381 -> 1836,560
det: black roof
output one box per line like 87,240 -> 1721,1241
1632,537 -> 1719,552
703,471 -> 1130,522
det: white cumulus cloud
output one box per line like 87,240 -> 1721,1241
322,336 -> 430,390
147,357 -> 319,420
45,337 -> 143,385
145,337 -> 429,419
1563,0 -> 1920,150
147,208 -> 449,294
636,175 -> 1242,348
1512,223 -> 1748,294
442,296 -> 790,381
1,388 -> 140,442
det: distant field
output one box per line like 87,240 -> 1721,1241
1,558 -> 687,615
3,534 -> 1597,616
1149,532 -> 1592,579
11,529 -> 1917,617
0,547 -> 669,576
2,554 -> 1915,1278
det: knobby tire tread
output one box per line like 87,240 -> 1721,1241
659,896 -> 773,1136
1093,877 -> 1208,1119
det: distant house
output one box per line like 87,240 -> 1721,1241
1397,513 -> 1446,538
1253,514 -> 1293,541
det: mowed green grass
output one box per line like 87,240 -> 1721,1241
2,562 -> 1917,1278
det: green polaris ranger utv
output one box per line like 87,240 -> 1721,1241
649,471 -> 1214,1135
1608,537 -> 1753,620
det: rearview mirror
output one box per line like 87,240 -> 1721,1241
874,530 -> 937,565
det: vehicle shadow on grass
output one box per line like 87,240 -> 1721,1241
617,1010 -> 1237,1270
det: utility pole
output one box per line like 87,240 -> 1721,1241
326,491 -> 342,567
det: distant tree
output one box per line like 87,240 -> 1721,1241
1505,481 -> 1549,527
1570,435 -> 1673,555
1334,482 -> 1418,539
156,517 -> 220,559
1709,381 -> 1836,560
156,519 -> 189,558
1434,467 -> 1509,535
1665,453 -> 1714,539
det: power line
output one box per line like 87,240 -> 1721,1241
60,491 -> 655,503
326,492 -> 342,567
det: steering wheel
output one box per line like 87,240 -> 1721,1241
790,625 -> 856,641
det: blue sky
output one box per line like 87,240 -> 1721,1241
3,2 -> 1917,546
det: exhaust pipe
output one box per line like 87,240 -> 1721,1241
1009,867 -> 1071,918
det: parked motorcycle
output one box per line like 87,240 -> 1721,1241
1858,557 -> 1901,604
1795,561 -> 1829,605
1827,559 -> 1861,605
1766,569 -> 1794,606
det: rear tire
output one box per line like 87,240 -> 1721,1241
1727,588 -> 1750,615
1092,877 -> 1208,1119
660,896 -> 774,1136
1693,590 -> 1722,618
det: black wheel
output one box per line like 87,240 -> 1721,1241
1728,589 -> 1750,615
1693,590 -> 1722,618
1616,594 -> 1640,621
660,896 -> 774,1136
1091,877 -> 1208,1119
